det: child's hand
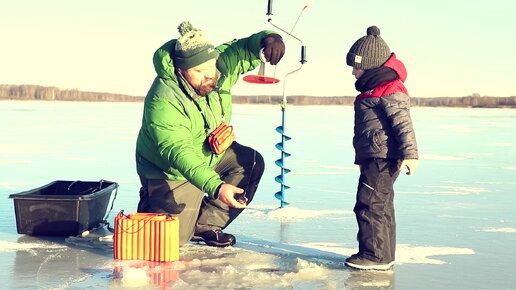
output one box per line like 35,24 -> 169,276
400,159 -> 419,175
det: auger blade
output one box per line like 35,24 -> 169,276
274,175 -> 284,184
274,192 -> 287,201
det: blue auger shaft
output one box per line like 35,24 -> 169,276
279,105 -> 287,207
275,103 -> 290,208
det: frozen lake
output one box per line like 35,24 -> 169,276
1,100 -> 515,289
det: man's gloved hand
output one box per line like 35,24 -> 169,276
261,33 -> 285,65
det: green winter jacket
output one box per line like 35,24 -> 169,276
136,30 -> 274,199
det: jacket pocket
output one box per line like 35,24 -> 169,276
368,129 -> 382,153
354,129 -> 385,157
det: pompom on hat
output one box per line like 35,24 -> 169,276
174,21 -> 219,69
346,26 -> 391,70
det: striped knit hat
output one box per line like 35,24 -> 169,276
174,21 -> 219,69
346,26 -> 391,70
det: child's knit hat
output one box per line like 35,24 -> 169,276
346,26 -> 391,70
174,21 -> 219,69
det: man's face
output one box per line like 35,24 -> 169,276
180,59 -> 219,96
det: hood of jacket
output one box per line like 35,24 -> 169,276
153,39 -> 180,81
361,53 -> 408,98
383,53 -> 407,83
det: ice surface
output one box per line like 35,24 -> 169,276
0,240 -> 66,252
0,235 -> 478,289
1,103 -> 516,289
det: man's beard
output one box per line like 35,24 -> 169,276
194,71 -> 220,96
195,79 -> 218,96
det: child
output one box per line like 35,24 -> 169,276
345,26 -> 419,270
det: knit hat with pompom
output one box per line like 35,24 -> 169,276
174,21 -> 219,69
346,26 -> 391,70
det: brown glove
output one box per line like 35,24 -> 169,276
261,33 -> 285,65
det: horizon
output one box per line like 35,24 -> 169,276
1,0 -> 515,98
3,83 -> 515,100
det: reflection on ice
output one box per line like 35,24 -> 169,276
345,270 -> 394,289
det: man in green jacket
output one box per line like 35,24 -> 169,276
135,21 -> 285,247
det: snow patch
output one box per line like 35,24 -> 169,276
478,227 -> 516,233
244,206 -> 352,222
297,242 -> 475,265
292,171 -> 352,175
419,153 -> 467,160
420,185 -> 489,195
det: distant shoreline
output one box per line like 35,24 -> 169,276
1,84 -> 515,108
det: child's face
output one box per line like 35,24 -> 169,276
352,67 -> 365,79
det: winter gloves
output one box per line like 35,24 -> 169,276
261,33 -> 285,65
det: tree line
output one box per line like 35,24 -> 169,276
1,84 -> 515,108
0,84 -> 142,102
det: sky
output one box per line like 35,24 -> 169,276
1,0 -> 516,98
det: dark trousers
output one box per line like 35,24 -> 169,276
354,158 -> 400,263
137,142 -> 265,245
